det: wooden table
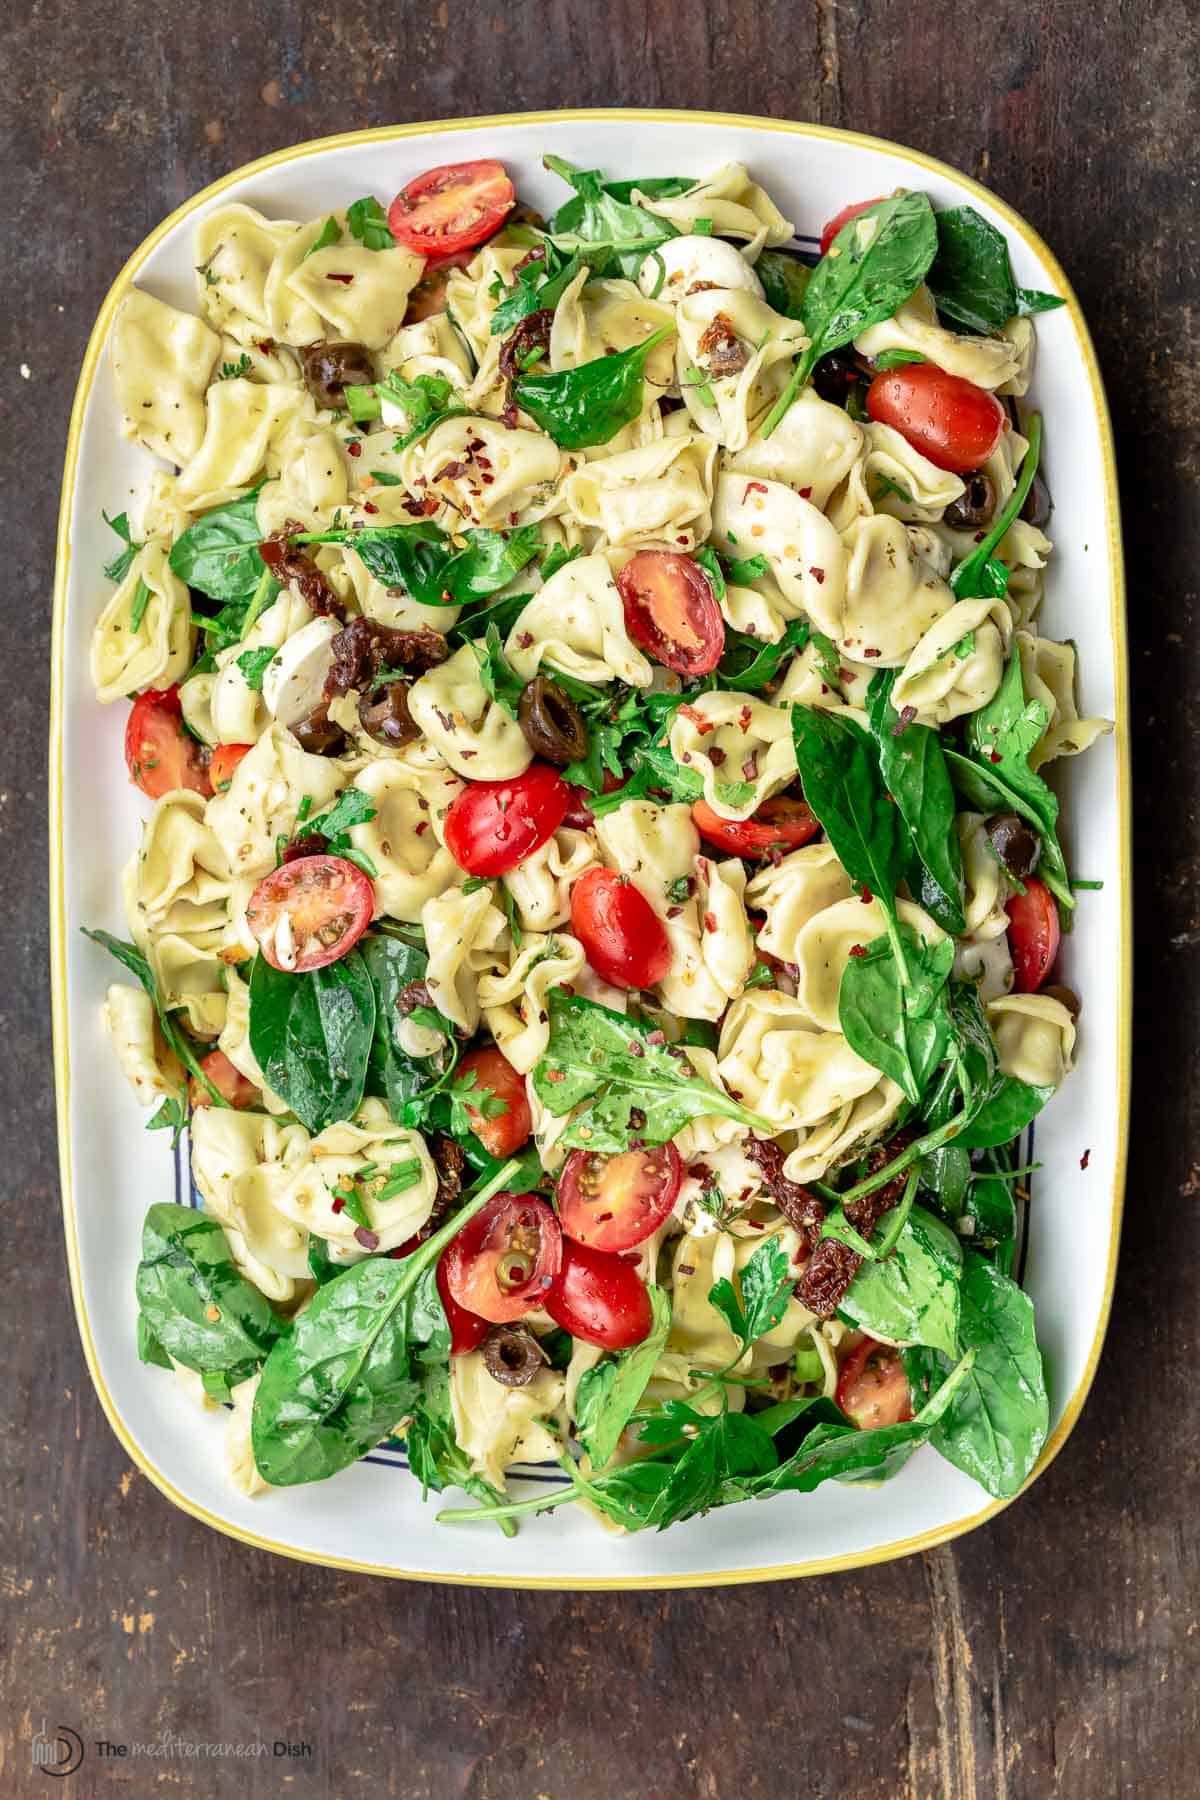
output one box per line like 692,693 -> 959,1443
7,4 -> 1196,1793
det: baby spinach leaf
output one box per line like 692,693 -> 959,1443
346,195 -> 395,251
762,191 -> 937,436
790,705 -> 910,918
954,1077 -> 1053,1149
102,509 -> 141,583
950,412 -> 1042,600
136,1312 -> 173,1370
867,670 -> 965,934
644,1410 -> 779,1528
532,990 -> 772,1152
169,489 -> 266,602
943,750 -> 1071,911
247,949 -> 375,1134
252,1159 -> 522,1486
512,327 -> 674,449
300,520 -> 541,607
359,933 -> 434,1117
81,928 -> 225,1105
136,1204 -> 284,1377
838,928 -> 955,1104
544,155 -> 678,278
1016,286 -> 1066,317
708,1238 -> 793,1355
404,1365 -> 516,1535
928,205 -> 1062,334
718,618 -> 810,694
960,1175 -> 1017,1275
574,1287 -> 672,1469
755,250 -> 813,319
836,1206 -> 963,1358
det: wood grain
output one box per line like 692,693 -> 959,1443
4,1 -> 1198,1793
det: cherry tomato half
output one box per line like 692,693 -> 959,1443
455,1046 -> 532,1158
835,1337 -> 914,1430
1006,876 -> 1061,993
819,197 -> 887,258
441,1191 -> 562,1325
388,159 -> 515,257
436,1255 -> 490,1356
692,794 -> 820,858
403,247 -> 476,324
189,1048 -> 259,1111
245,854 -> 375,973
444,763 -> 570,876
545,1240 -> 654,1349
124,687 -> 211,801
570,867 -> 672,991
557,1143 -> 683,1253
616,550 -> 725,677
866,363 -> 1006,474
209,743 -> 251,793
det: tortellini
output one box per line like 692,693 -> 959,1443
504,554 -> 652,687
1017,631 -> 1113,767
189,1107 -> 315,1303
421,883 -> 509,1032
829,421 -> 967,529
563,433 -> 717,551
550,272 -> 676,388
175,379 -> 303,511
745,843 -> 856,962
711,471 -> 846,622
279,1101 -> 440,1255
111,288 -> 221,464
724,387 -> 863,511
90,542 -> 194,703
673,287 -> 806,449
347,755 -> 464,921
400,415 -> 564,530
832,514 -> 954,665
102,984 -> 183,1106
478,932 -> 587,1072
196,204 -> 300,342
638,232 -> 765,303
791,895 -> 946,1032
635,162 -> 794,258
205,722 -> 345,878
889,595 -> 1011,725
123,791 -> 232,1037
958,813 -> 1012,941
502,828 -> 597,932
717,988 -> 890,1132
668,690 -> 797,821
855,285 -> 1024,389
987,994 -> 1076,1089
407,643 -> 533,780
282,230 -> 425,349
450,1352 -> 565,1491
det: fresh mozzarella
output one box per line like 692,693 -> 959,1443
261,616 -> 339,727
638,234 -> 764,303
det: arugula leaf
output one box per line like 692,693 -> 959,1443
146,1092 -> 189,1148
136,1204 -> 283,1378
708,1238 -> 793,1355
346,195 -> 396,250
950,412 -> 1042,600
755,250 -> 813,319
247,950 -> 376,1134
866,669 -> 965,933
169,490 -> 266,602
470,623 -> 526,720
574,1287 -> 672,1468
837,1207 -> 963,1357
490,239 -> 603,336
307,787 -> 378,842
543,155 -> 678,279
81,929 -> 225,1105
928,205 -> 1061,334
839,928 -> 954,1104
236,645 -> 278,692
532,990 -> 771,1152
762,191 -> 937,436
102,509 -> 142,583
404,1365 -> 517,1535
512,327 -> 674,450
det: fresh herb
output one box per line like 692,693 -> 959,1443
446,1068 -> 508,1139
169,489 -> 267,603
693,545 -> 725,601
307,787 -> 378,843
755,251 -> 813,319
296,520 -> 541,608
532,990 -> 772,1153
871,348 -> 927,369
81,929 -> 226,1105
128,577 -> 152,634
102,510 -> 142,583
369,469 -> 404,486
247,949 -> 376,1134
718,618 -> 810,694
950,412 -> 1042,601
135,1204 -> 284,1380
381,369 -> 466,449
866,669 -> 966,934
724,551 -> 771,585
574,1288 -> 672,1469
682,364 -> 717,409
512,327 -> 674,449
346,195 -> 396,251
217,353 -> 253,381
708,1238 -> 793,1358
762,191 -> 937,436
470,623 -> 526,720
303,216 -> 342,260
927,205 -> 1063,335
490,238 -> 603,337
146,1093 -> 188,1148
236,645 -> 278,691
871,472 -> 914,505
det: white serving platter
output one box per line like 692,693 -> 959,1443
50,110 -> 1130,1587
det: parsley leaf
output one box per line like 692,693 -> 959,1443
102,510 -> 141,584
346,196 -> 396,251
236,646 -> 278,692
708,1238 -> 793,1355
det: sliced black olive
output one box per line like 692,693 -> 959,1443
811,349 -> 866,405
357,680 -> 419,747
299,340 -> 375,411
290,702 -> 347,756
985,810 -> 1041,880
944,472 -> 997,530
481,1326 -> 545,1389
518,676 -> 588,767
1021,470 -> 1053,530
1041,983 -> 1081,1019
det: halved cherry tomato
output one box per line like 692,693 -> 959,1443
557,1143 -> 683,1253
819,197 -> 886,258
545,1240 -> 654,1349
245,854 -> 375,973
570,867 -> 671,990
692,794 -> 820,858
388,159 -> 515,257
124,687 -> 211,800
209,743 -> 251,793
1006,876 -> 1061,993
403,247 -> 476,324
616,550 -> 725,677
189,1048 -> 258,1110
441,1191 -> 562,1325
455,1046 -> 532,1158
866,363 -> 1006,474
444,763 -> 570,876
835,1336 -> 914,1430
436,1255 -> 490,1355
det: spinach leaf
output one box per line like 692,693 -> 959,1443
298,520 -> 541,607
136,1312 -> 172,1370
512,327 -> 674,449
1016,286 -> 1067,317
707,1237 -> 793,1356
359,933 -> 434,1117
252,1160 -> 522,1485
836,1206 -> 963,1357
543,155 -> 678,278
718,618 -> 810,693
928,205 -> 1062,334
247,950 -> 375,1134
404,1365 -> 516,1535
532,990 -> 772,1152
574,1287 -> 672,1469
955,1076 -> 1053,1149
838,928 -> 955,1104
102,509 -> 141,583
755,250 -> 813,319
960,1175 -> 1017,1275
81,929 -> 225,1105
346,195 -> 395,250
910,1251 -> 1048,1498
169,490 -> 266,602
762,191 -> 937,436
639,1410 -> 779,1528
950,412 -> 1042,601
867,669 -> 965,934
490,239 -> 603,337
790,705 -> 911,932
307,1235 -> 341,1287
919,1143 -> 972,1218
136,1204 -> 284,1377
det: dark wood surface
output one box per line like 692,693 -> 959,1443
6,3 -> 1197,1793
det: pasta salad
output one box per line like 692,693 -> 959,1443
86,154 -> 1111,1536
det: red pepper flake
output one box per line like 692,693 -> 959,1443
708,747 -> 727,767
798,486 -> 812,500
738,705 -> 752,731
509,511 -> 520,525
742,480 -> 769,502
892,704 -> 917,735
517,631 -> 534,649
849,943 -> 867,958
325,272 -> 355,285
809,566 -> 826,584
414,820 -> 429,836
703,911 -> 718,933
346,440 -> 362,457
646,1030 -> 667,1047
863,647 -> 881,659
990,750 -> 1002,764
354,1226 -> 380,1250
678,703 -> 715,734
1080,1148 -> 1091,1170
666,905 -> 683,919
676,534 -> 690,546
545,1069 -> 565,1083
331,1195 -> 346,1214
742,754 -> 758,780
677,1264 -> 696,1277
859,885 -> 873,903
435,459 -> 468,482
363,500 -> 379,515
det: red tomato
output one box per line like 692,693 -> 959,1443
436,1256 -> 490,1356
819,197 -> 887,257
455,1047 -> 532,1158
557,1143 -> 683,1253
441,1192 -> 562,1325
444,764 -> 569,876
692,794 -> 820,857
388,159 -> 515,256
545,1240 -> 654,1349
124,688 -> 211,800
570,867 -> 671,990
866,363 -> 1006,474
836,1337 -> 914,1430
562,770 -> 625,830
209,743 -> 251,793
616,550 -> 725,677
403,247 -> 476,324
1006,876 -> 1061,993
189,1048 -> 258,1110
245,854 -> 375,973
